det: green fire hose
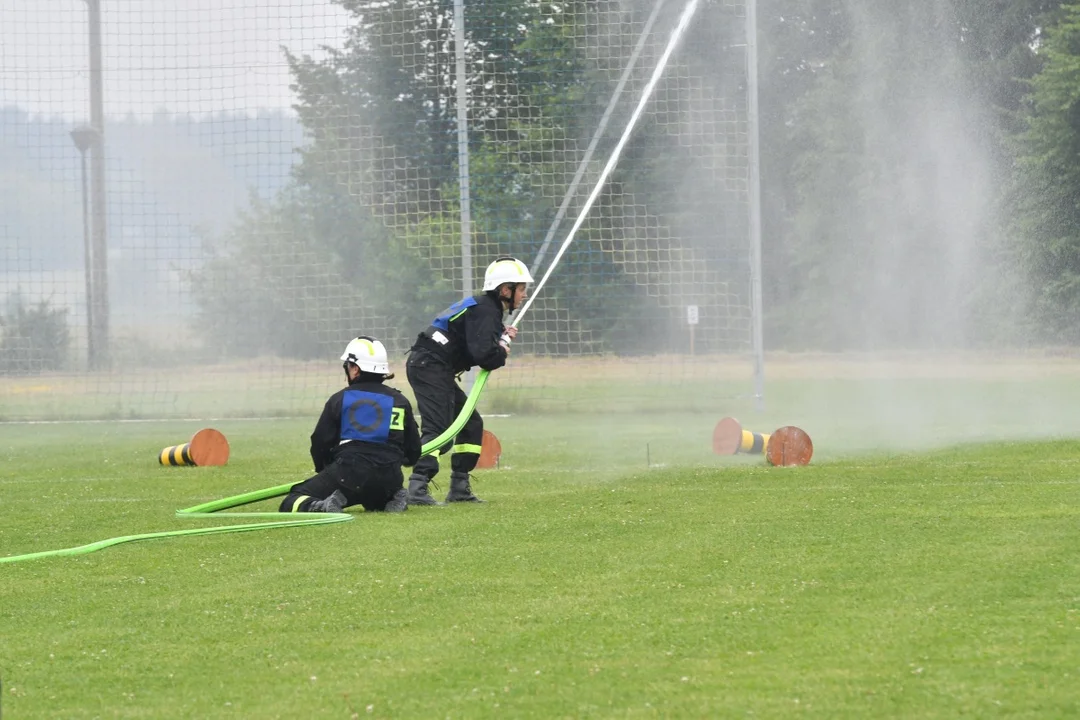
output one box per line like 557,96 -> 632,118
0,370 -> 491,565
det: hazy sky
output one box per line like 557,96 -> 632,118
0,0 -> 350,118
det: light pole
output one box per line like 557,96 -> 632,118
70,125 -> 99,368
84,0 -> 109,368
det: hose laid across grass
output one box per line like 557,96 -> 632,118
0,371 -> 491,565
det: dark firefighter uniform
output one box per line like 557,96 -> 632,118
280,378 -> 421,512
407,293 -> 508,485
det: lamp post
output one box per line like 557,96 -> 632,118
83,0 -> 109,369
70,124 -> 99,368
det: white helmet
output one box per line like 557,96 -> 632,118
482,256 -> 534,292
340,336 -> 390,375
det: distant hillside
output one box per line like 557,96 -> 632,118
0,107 -> 305,273
0,107 -> 305,322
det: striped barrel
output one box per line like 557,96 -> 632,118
157,428 -> 230,467
736,428 -> 770,455
159,443 -> 195,466
712,417 -> 771,457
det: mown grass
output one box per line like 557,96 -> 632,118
5,351 -> 1080,423
2,414 -> 1079,718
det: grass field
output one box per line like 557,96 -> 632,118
2,371 -> 1080,718
6,350 -> 1080,423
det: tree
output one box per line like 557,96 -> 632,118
1013,2 -> 1080,342
757,0 -> 849,322
286,0 -> 544,226
190,184 -> 454,359
0,294 -> 70,375
761,0 -> 1065,349
195,0 -> 676,357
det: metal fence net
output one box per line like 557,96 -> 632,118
0,0 -> 756,421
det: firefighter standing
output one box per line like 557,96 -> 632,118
405,256 -> 533,505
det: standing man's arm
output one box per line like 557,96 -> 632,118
467,303 -> 509,371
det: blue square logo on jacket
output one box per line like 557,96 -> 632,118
341,390 -> 394,443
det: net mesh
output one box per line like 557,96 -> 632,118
0,0 -> 755,421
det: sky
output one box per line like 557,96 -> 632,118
0,0 -> 350,119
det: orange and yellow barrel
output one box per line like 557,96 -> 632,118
713,417 -> 814,466
712,417 -> 770,456
158,428 -> 230,467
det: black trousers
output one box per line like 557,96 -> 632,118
279,454 -> 403,512
406,349 -> 483,480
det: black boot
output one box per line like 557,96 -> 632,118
383,488 -> 408,513
406,474 -> 444,506
309,490 -> 347,513
446,472 -> 484,503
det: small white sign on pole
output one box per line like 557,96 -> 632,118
686,304 -> 699,326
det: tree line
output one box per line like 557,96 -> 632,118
14,0 -> 1078,366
